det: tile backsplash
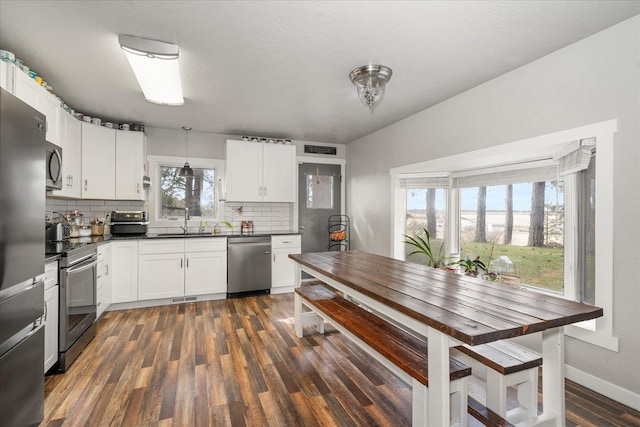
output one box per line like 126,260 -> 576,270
223,202 -> 292,233
47,198 -> 293,234
46,198 -> 146,224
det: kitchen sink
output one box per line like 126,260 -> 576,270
155,232 -> 214,237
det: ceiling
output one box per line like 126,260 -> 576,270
1,1 -> 638,144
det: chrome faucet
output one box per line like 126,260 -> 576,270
180,207 -> 190,233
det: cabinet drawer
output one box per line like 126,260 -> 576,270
184,237 -> 227,253
139,239 -> 185,254
97,243 -> 110,257
37,260 -> 59,291
271,235 -> 301,250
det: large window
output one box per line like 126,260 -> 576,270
160,166 -> 216,218
148,155 -> 225,225
458,180 -> 564,292
405,188 -> 447,264
391,120 -> 618,351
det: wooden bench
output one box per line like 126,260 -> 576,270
452,341 -> 542,424
294,283 -> 472,426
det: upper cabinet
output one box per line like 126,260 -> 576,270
80,124 -> 146,201
226,140 -> 296,202
115,130 -> 146,200
4,62 -> 147,201
81,123 -> 116,199
12,67 -> 39,109
53,108 -> 82,198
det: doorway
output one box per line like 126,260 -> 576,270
298,163 -> 342,254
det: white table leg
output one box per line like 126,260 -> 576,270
542,327 -> 565,427
427,328 -> 450,426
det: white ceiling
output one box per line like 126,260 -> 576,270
1,1 -> 638,144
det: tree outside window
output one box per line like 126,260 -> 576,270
160,166 -> 216,217
460,181 -> 564,291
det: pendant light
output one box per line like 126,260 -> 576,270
179,126 -> 194,177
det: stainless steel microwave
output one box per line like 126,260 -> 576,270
45,141 -> 62,191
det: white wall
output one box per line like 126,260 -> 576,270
346,16 -> 640,399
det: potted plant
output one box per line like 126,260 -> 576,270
403,228 -> 446,268
448,256 -> 488,277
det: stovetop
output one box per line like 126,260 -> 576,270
45,236 -> 104,256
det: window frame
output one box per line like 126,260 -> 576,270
390,120 -> 618,351
148,155 -> 225,227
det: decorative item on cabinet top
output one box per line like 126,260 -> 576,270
241,135 -> 291,144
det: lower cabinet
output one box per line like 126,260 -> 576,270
271,235 -> 301,293
39,260 -> 59,373
184,238 -> 227,296
97,243 -> 112,318
111,241 -> 139,303
138,238 -> 227,301
138,252 -> 185,300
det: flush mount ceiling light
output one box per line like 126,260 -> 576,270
118,34 -> 184,106
349,64 -> 393,110
179,126 -> 194,177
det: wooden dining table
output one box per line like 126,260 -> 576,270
289,250 -> 603,427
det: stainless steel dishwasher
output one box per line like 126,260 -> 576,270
227,236 -> 272,296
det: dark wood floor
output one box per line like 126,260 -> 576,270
42,294 -> 640,426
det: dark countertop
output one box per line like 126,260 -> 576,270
105,231 -> 300,240
46,231 -> 300,256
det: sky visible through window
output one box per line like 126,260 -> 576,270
407,183 -> 562,211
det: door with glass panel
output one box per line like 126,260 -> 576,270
298,163 -> 341,254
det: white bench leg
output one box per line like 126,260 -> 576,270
412,379 -> 428,427
449,377 -> 468,427
486,369 -> 508,417
412,377 -> 468,427
487,367 -> 539,424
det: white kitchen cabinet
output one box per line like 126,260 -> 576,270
184,238 -> 227,296
138,239 -> 185,300
138,238 -> 227,300
0,60 -> 13,92
13,67 -> 39,109
38,90 -> 60,145
43,286 -> 59,373
97,243 -> 112,318
115,130 -> 146,200
39,260 -> 59,373
111,241 -> 138,303
225,140 -> 296,202
53,109 -> 82,198
138,253 -> 185,300
271,235 -> 301,293
81,123 -> 115,199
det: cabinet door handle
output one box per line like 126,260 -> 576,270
258,187 -> 262,196
43,301 -> 48,322
136,183 -> 140,194
186,258 -> 189,268
105,265 -> 109,276
84,179 -> 88,191
263,186 -> 267,197
180,259 -> 183,268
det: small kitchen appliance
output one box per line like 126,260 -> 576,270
45,140 -> 63,191
109,210 -> 148,235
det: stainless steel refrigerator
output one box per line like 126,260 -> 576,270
0,88 -> 46,426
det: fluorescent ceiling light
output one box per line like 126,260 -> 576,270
119,34 -> 184,106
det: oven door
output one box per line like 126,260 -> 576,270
59,254 -> 96,351
46,141 -> 62,191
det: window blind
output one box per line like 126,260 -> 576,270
398,174 -> 450,189
454,164 -> 559,188
555,138 -> 595,176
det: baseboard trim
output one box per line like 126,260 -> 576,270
566,364 -> 640,411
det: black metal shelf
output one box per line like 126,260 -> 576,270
328,215 -> 350,251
